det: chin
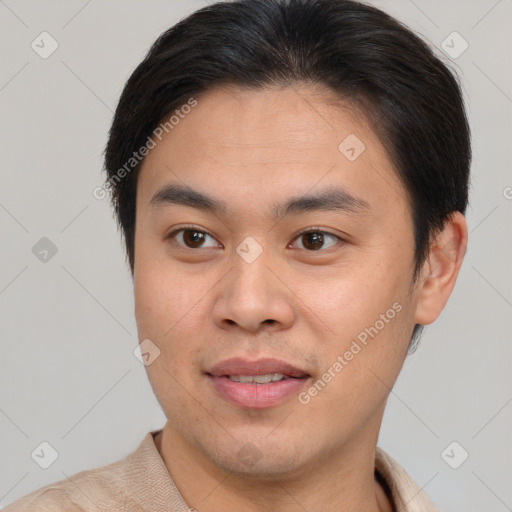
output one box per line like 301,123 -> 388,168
199,434 -> 310,479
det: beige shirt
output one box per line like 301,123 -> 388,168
4,430 -> 440,511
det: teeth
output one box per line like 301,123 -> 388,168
228,373 -> 286,384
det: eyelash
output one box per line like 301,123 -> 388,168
291,227 -> 344,251
166,225 -> 218,249
165,225 -> 344,251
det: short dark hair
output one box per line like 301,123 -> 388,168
104,0 -> 471,350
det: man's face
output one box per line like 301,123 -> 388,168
134,84 -> 422,476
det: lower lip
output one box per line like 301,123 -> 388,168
208,375 -> 309,409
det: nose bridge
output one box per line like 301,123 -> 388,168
230,234 -> 273,291
228,246 -> 275,308
213,243 -> 295,331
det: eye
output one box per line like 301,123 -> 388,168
290,229 -> 342,251
166,228 -> 221,249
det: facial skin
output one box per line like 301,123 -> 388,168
133,83 -> 467,512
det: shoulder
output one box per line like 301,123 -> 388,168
3,460 -> 137,512
375,446 -> 441,512
3,435 -> 155,512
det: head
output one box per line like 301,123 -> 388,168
104,0 -> 469,477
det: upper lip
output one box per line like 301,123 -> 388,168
207,357 -> 310,378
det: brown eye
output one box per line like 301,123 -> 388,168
182,230 -> 206,248
168,228 -> 220,249
291,230 -> 341,251
302,231 -> 324,250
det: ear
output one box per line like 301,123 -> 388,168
414,212 -> 468,325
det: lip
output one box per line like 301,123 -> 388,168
207,357 -> 310,378
206,357 -> 310,409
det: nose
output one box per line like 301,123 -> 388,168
212,250 -> 295,333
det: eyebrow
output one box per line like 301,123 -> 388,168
149,183 -> 370,218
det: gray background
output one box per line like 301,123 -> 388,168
1,0 -> 511,510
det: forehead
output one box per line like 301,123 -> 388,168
137,84 -> 408,217
163,83 -> 368,157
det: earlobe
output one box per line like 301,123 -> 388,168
414,212 -> 468,325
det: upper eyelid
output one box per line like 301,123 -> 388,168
166,226 -> 340,238
167,226 -> 343,248
293,227 -> 341,239
166,226 -> 221,246
166,225 -> 215,237
289,229 -> 342,249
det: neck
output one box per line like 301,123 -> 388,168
154,422 -> 393,512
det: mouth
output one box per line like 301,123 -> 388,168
223,373 -> 301,384
206,357 -> 311,408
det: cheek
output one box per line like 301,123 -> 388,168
294,262 -> 401,337
299,298 -> 411,433
134,259 -> 205,399
298,261 -> 413,394
134,255 -> 196,340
